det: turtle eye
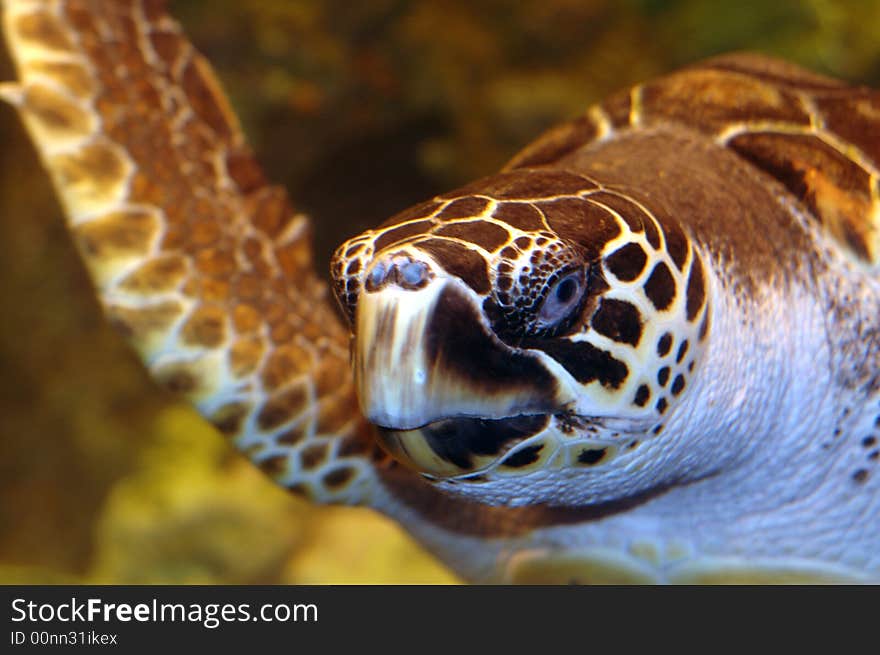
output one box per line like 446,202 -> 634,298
536,269 -> 586,328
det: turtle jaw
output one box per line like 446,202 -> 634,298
351,259 -> 669,484
375,414 -> 553,479
353,274 -> 568,431
353,271 -> 583,476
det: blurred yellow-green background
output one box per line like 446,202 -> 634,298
1,0 -> 878,584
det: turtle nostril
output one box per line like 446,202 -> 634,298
364,254 -> 433,292
399,261 -> 429,289
365,262 -> 388,292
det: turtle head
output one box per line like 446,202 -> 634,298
330,169 -> 710,505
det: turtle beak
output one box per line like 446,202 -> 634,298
353,274 -> 559,431
353,272 -> 564,477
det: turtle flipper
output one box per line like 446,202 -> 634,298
0,0 -> 378,505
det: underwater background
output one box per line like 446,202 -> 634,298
1,0 -> 878,584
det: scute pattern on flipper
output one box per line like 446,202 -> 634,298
1,0 -> 377,504
506,53 -> 880,268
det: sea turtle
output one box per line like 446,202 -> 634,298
2,0 -> 878,584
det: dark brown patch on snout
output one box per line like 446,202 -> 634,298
426,285 -> 558,404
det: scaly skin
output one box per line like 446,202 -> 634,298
1,0 -> 381,506
3,1 -> 879,582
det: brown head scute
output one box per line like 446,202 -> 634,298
643,262 -> 676,311
435,220 -> 510,251
591,298 -> 643,347
541,199 -> 621,260
686,254 -> 706,321
414,239 -> 491,294
657,213 -> 689,271
605,242 -> 648,282
373,219 -> 434,253
494,202 -> 547,231
586,192 -> 648,234
435,196 -> 491,220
